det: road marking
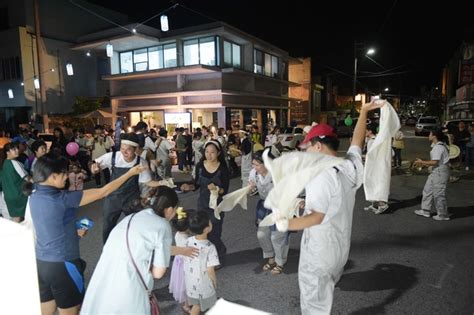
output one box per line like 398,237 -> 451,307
429,263 -> 454,289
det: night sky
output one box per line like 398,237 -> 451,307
89,0 -> 474,98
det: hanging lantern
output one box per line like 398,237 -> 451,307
8,89 -> 13,99
66,63 -> 74,76
160,15 -> 169,32
106,43 -> 113,58
34,78 -> 40,89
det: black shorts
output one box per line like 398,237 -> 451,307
37,259 -> 85,308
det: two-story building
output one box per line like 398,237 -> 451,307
73,21 -> 302,133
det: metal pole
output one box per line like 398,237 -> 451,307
352,43 -> 358,117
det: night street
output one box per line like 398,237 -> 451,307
78,132 -> 474,314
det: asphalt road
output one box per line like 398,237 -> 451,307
78,131 -> 474,314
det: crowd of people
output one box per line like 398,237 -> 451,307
1,106 -> 473,315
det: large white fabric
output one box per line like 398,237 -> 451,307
215,185 -> 252,219
0,192 -> 11,220
259,150 -> 345,227
363,101 -> 400,202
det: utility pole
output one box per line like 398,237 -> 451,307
33,0 -> 49,131
352,41 -> 357,117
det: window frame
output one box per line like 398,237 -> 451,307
119,42 -> 177,74
223,39 -> 241,69
183,36 -> 219,67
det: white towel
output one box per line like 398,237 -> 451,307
363,101 -> 400,202
214,186 -> 253,219
209,186 -> 220,211
259,150 -> 344,227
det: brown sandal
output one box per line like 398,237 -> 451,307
262,261 -> 277,271
271,265 -> 283,275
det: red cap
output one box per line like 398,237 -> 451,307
301,123 -> 336,145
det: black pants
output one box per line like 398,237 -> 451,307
77,151 -> 91,178
178,151 -> 187,171
207,209 -> 227,263
393,148 -> 402,167
95,168 -> 111,186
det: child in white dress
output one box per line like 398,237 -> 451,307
183,211 -> 220,315
169,208 -> 192,313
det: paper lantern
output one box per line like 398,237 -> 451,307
160,15 -> 169,32
66,63 -> 74,76
106,43 -> 113,58
8,89 -> 13,99
344,116 -> 353,126
34,78 -> 40,89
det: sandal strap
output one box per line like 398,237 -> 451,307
271,265 -> 283,273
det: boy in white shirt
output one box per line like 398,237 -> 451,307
183,211 -> 219,315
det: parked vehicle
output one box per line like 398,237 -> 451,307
265,127 -> 304,150
415,116 -> 440,136
443,119 -> 474,134
405,117 -> 417,126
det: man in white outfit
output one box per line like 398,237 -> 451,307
276,101 -> 382,314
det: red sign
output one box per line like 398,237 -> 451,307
459,59 -> 474,85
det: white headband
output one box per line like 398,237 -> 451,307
121,139 -> 139,147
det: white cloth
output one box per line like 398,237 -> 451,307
95,151 -> 152,183
156,137 -> 174,162
259,150 -> 346,227
81,209 -> 172,315
183,236 -> 220,300
208,298 -> 272,315
363,101 -> 400,202
240,152 -> 253,188
215,186 -> 252,219
209,186 -> 220,210
0,192 -> 11,220
299,146 -> 363,315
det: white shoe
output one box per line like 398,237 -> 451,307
433,214 -> 450,221
414,209 -> 431,218
373,204 -> 389,214
364,205 -> 376,212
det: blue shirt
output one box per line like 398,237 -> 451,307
30,185 -> 83,262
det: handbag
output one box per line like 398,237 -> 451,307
126,213 -> 161,315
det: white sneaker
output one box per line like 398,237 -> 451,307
414,209 -> 431,218
373,204 -> 389,214
433,214 -> 450,221
364,205 -> 375,211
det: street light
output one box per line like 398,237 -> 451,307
352,42 -> 376,116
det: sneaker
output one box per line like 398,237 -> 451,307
433,214 -> 450,221
373,204 -> 389,214
364,205 -> 376,211
414,209 -> 431,218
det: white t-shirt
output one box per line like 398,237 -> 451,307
183,236 -> 220,299
144,136 -> 157,152
175,231 -> 189,247
430,142 -> 450,166
249,168 -> 273,200
304,146 -> 363,242
95,151 -> 152,183
156,137 -> 174,162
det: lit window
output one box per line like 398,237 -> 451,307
134,48 -> 148,72
164,43 -> 177,68
199,37 -> 215,66
232,43 -> 241,68
120,51 -> 133,73
254,49 -> 263,74
184,39 -> 199,66
224,41 -> 232,66
148,46 -> 163,70
271,55 -> 278,78
264,53 -> 271,76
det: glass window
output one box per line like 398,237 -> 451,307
224,41 -> 232,66
254,49 -> 263,74
164,43 -> 177,68
120,51 -> 133,73
199,37 -> 216,66
264,53 -> 271,76
232,43 -> 241,68
148,46 -> 163,70
271,55 -> 278,78
184,39 -> 199,66
133,48 -> 148,72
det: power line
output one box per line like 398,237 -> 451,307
378,0 -> 398,34
69,0 -> 132,33
134,3 -> 179,30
